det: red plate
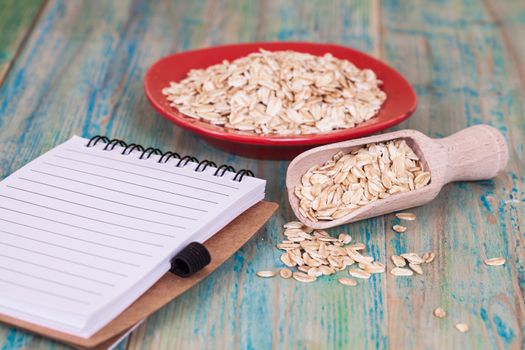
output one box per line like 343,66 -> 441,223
144,42 -> 417,160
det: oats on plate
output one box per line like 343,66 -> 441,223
162,50 -> 387,135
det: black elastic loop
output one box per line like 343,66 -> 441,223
121,143 -> 144,155
195,160 -> 217,172
103,139 -> 126,151
158,151 -> 181,164
214,164 -> 236,177
85,136 -> 254,182
177,155 -> 198,167
140,147 -> 163,159
233,169 -> 254,182
170,242 -> 211,277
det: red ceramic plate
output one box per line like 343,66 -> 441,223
144,42 -> 417,159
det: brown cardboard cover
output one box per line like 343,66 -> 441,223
0,201 -> 278,349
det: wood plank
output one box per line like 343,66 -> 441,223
0,0 -> 44,83
127,1 -> 389,349
0,0 -> 387,349
0,0 -> 523,349
380,0 -> 525,349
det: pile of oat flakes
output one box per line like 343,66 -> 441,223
162,50 -> 386,135
257,216 -> 434,285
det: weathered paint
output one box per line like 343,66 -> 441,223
0,1 -> 523,349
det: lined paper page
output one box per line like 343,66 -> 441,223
0,136 -> 265,336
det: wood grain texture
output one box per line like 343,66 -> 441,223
0,0 -> 44,83
381,1 -> 525,349
0,0 -> 523,349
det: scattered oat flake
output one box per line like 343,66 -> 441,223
391,255 -> 406,267
455,323 -> 469,333
298,265 -> 310,273
409,263 -> 423,275
393,225 -> 407,233
256,270 -> 276,278
422,252 -> 436,263
293,271 -> 316,283
338,277 -> 357,286
433,307 -> 446,319
401,253 -> 424,265
283,221 -> 304,229
279,268 -> 292,279
319,265 -> 335,275
308,267 -> 323,277
338,233 -> 352,244
280,253 -> 295,267
484,257 -> 506,266
363,262 -> 386,274
390,267 -> 414,276
396,212 -> 416,221
349,269 -> 371,279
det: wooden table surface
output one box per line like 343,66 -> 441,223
0,0 -> 523,349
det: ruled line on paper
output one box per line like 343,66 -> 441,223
54,154 -> 232,197
30,170 -> 209,213
7,185 -> 187,229
0,194 -> 176,237
63,148 -> 241,190
0,217 -> 152,257
0,206 -> 163,247
0,265 -> 103,296
0,241 -> 128,277
0,254 -> 115,286
18,178 -> 197,221
0,278 -> 89,305
0,229 -> 140,267
42,161 -> 220,204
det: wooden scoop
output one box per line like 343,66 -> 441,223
286,125 -> 509,229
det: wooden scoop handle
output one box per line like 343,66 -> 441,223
436,125 -> 508,184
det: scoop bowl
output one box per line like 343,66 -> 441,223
286,125 -> 509,229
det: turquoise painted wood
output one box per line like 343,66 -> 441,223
0,0 -> 44,82
0,1 -> 523,349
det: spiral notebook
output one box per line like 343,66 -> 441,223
0,135 -> 266,338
